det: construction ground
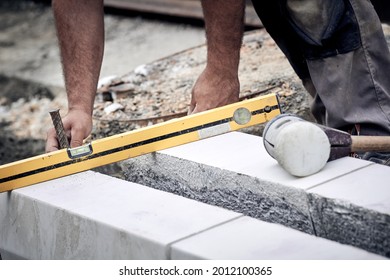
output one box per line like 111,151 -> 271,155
0,0 -> 316,165
0,0 -> 390,261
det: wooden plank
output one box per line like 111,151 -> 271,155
104,0 -> 262,27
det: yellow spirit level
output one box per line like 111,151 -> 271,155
0,93 -> 280,192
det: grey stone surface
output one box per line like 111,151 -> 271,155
2,172 -> 385,260
308,194 -> 390,258
307,163 -> 390,257
0,249 -> 23,260
123,153 -> 314,234
122,146 -> 390,258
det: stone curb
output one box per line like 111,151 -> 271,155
122,142 -> 390,257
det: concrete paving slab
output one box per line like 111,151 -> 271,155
123,152 -> 315,234
0,171 -> 241,259
122,131 -> 390,257
308,164 -> 390,257
308,164 -> 390,215
161,132 -> 373,190
171,216 -> 385,260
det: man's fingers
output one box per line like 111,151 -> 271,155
188,103 -> 196,115
46,126 -> 86,152
70,128 -> 84,148
46,128 -> 59,153
45,110 -> 92,153
188,94 -> 196,115
190,104 -> 200,115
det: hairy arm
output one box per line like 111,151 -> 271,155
46,0 -> 104,152
189,0 -> 245,114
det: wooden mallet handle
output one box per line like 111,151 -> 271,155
351,136 -> 390,152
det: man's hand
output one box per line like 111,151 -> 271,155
47,0 -> 103,152
46,109 -> 92,153
189,0 -> 244,114
189,67 -> 239,114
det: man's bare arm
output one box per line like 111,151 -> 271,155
46,0 -> 104,152
189,0 -> 245,114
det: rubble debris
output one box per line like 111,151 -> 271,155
92,29 -> 314,139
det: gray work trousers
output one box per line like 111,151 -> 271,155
252,0 -> 390,136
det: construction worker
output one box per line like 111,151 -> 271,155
46,0 -> 390,165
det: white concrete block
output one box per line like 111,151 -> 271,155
126,131 -> 390,256
171,216 -> 385,260
162,132 -> 373,190
0,171 -> 241,259
308,164 -> 390,215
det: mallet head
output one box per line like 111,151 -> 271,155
263,114 -> 331,177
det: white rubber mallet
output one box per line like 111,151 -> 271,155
263,114 -> 390,177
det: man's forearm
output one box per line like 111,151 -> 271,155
52,0 -> 104,115
201,0 -> 245,75
188,0 -> 245,114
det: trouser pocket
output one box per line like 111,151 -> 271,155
284,0 -> 361,59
